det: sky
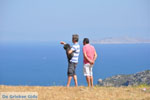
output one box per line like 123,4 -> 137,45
0,0 -> 150,43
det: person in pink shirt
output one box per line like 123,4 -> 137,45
83,38 -> 97,87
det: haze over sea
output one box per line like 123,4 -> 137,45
0,42 -> 150,86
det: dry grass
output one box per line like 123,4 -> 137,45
0,85 -> 150,100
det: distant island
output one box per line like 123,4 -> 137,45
91,37 -> 150,44
98,70 -> 150,87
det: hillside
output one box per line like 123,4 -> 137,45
0,85 -> 150,100
98,70 -> 150,87
91,37 -> 150,44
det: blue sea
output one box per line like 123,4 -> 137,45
0,42 -> 150,86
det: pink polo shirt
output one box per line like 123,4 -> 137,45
83,44 -> 96,64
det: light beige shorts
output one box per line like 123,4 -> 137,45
83,64 -> 93,76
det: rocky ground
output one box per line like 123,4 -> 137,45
98,70 -> 150,87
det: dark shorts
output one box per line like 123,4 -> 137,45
67,62 -> 77,76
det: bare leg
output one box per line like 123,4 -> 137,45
86,76 -> 91,87
67,76 -> 72,87
90,76 -> 93,87
73,75 -> 78,87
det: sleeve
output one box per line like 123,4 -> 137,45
71,45 -> 76,52
93,46 -> 96,52
83,46 -> 86,54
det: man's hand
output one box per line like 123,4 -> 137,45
89,60 -> 95,65
90,51 -> 97,66
60,41 -> 66,45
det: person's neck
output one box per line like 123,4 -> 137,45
74,42 -> 78,44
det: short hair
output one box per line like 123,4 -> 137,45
83,38 -> 89,44
72,34 -> 79,42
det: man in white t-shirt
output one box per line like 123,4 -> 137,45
60,34 -> 80,87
